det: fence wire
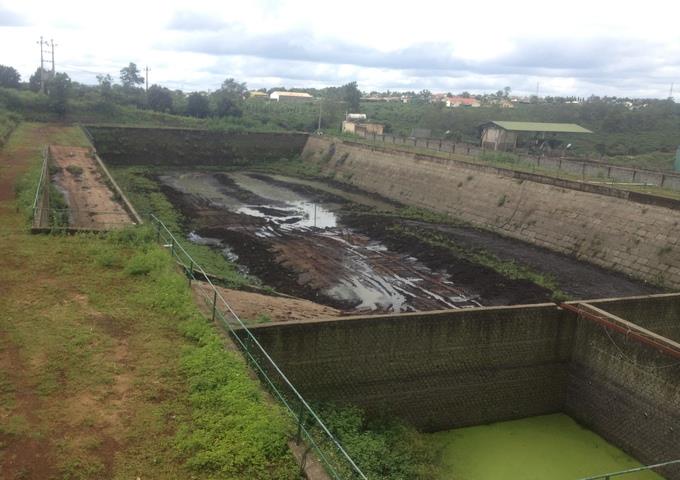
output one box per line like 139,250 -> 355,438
150,214 -> 367,480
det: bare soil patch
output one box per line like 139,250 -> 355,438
193,281 -> 340,323
50,145 -> 133,229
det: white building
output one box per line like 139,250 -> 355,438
269,91 -> 314,102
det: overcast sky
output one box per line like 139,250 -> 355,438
1,0 -> 679,98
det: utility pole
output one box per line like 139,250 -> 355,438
670,82 -> 674,100
144,66 -> 149,92
50,39 -> 57,78
36,36 -> 48,94
317,101 -> 322,133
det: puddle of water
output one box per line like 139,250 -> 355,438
160,172 -> 242,209
236,202 -> 336,229
168,170 -> 481,312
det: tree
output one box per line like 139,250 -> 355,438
215,97 -> 242,117
341,81 -> 361,111
48,72 -> 71,115
0,65 -> 21,88
504,86 -> 511,97
219,78 -> 247,97
28,67 -> 45,92
212,77 -> 247,117
186,92 -> 210,118
147,84 -> 173,112
119,62 -> 144,88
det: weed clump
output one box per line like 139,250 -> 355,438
66,164 -> 84,176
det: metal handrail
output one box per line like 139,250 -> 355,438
578,459 -> 680,479
31,146 -> 48,215
150,213 -> 367,480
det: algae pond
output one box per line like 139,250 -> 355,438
428,414 -> 664,480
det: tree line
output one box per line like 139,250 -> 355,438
0,62 -> 362,120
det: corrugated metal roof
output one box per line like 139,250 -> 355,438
487,121 -> 593,133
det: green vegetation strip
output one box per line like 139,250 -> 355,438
108,165 -> 251,288
387,223 -> 568,301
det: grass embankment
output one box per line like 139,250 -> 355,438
106,162 -> 442,479
0,108 -> 20,148
1,123 -> 298,479
428,414 -> 662,480
107,165 -> 251,289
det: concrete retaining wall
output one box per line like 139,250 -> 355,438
357,130 -> 680,191
250,304 -> 574,432
302,136 -> 680,288
587,293 -> 680,342
250,294 -> 680,478
566,317 -> 680,478
87,126 -> 308,166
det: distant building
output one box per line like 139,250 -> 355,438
445,96 -> 481,108
269,91 -> 314,102
498,99 -> 514,108
480,121 -> 592,151
342,114 -> 384,136
248,91 -> 267,99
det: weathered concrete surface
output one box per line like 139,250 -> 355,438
566,316 -> 680,479
587,293 -> 680,342
249,294 -> 680,478
87,126 -> 308,166
250,304 -> 575,432
302,136 -> 680,288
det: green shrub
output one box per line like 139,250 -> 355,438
124,249 -> 169,276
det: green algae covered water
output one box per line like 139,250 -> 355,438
427,414 -> 664,480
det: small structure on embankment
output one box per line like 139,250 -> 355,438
480,121 -> 592,151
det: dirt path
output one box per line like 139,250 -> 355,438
0,124 -> 186,479
192,281 -> 340,323
50,145 -> 133,229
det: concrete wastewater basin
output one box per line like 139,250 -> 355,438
158,169 -> 658,314
160,170 -> 483,312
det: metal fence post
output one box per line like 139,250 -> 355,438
188,261 -> 194,284
211,290 -> 217,322
156,219 -> 161,242
170,238 -> 175,257
296,401 -> 306,445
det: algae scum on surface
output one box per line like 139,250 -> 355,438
428,414 -> 663,480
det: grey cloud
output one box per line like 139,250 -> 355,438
167,11 -> 231,31
164,29 -> 676,86
152,27 -> 680,97
0,5 -> 27,26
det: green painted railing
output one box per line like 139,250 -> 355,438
579,459 -> 680,479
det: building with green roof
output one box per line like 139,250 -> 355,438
480,121 -> 592,151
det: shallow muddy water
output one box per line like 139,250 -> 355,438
159,170 -> 482,312
158,169 -> 658,312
